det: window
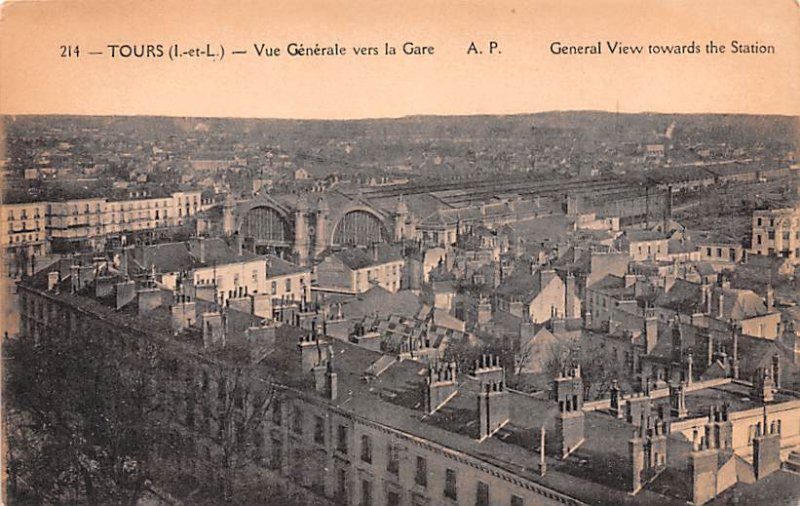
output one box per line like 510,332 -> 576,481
387,443 -> 399,475
387,490 -> 400,506
783,231 -> 791,242
360,434 -> 372,463
314,415 -> 325,444
757,234 -> 762,245
272,398 -> 282,425
252,269 -> 258,283
415,456 -> 427,487
511,495 -> 524,506
444,468 -> 457,500
337,469 -> 348,500
337,424 -> 348,454
271,281 -> 277,295
768,231 -> 775,240
716,248 -> 722,257
757,217 -> 763,227
270,438 -> 283,469
285,278 -> 292,293
476,482 -> 489,506
292,406 -> 303,435
706,247 -> 712,256
361,480 -> 373,506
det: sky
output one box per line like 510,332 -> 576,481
0,0 -> 798,119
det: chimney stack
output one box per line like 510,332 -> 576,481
115,280 -> 137,310
752,368 -> 775,403
478,369 -> 511,440
772,354 -> 782,389
47,271 -> 60,292
610,380 -> 624,418
325,345 -> 338,402
766,285 -> 775,312
732,325 -> 740,379
669,381 -> 688,419
425,361 -> 458,414
201,311 -> 225,348
564,271 -> 577,320
298,331 -> 322,372
171,294 -> 197,334
644,309 -> 658,354
554,363 -> 585,458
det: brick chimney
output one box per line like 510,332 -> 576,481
752,367 -> 775,403
171,294 -> 197,334
234,232 -> 243,256
115,280 -> 136,309
564,272 -> 577,320
70,264 -> 80,293
475,355 -> 509,441
731,325 -> 740,379
554,364 -> 585,458
201,311 -> 225,348
670,317 -> 682,364
644,308 -> 658,355
610,380 -> 624,418
753,407 -> 781,480
47,271 -> 60,292
298,331 -> 322,372
324,345 -> 338,402
772,354 -> 782,389
630,416 -> 668,494
669,381 -> 688,419
198,236 -> 206,264
689,428 -> 720,505
425,361 -> 458,414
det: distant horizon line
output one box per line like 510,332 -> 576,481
2,109 -> 799,122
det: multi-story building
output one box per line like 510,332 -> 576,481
15,261 -> 800,506
1,190 -> 202,262
751,205 -> 800,264
616,230 -> 670,262
1,202 -> 48,276
316,244 -> 404,295
47,197 -> 107,252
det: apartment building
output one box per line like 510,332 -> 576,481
751,205 -> 800,264
1,202 -> 48,276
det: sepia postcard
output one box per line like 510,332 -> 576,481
0,0 -> 799,504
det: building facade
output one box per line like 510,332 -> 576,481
751,206 -> 800,264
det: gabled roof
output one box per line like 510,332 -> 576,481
266,255 -> 307,277
718,287 -> 769,321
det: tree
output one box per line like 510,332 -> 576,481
203,346 -> 275,503
4,329 -> 162,505
542,338 -> 620,401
